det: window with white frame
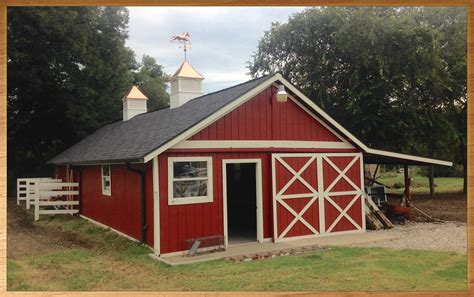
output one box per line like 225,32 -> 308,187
168,157 -> 213,205
101,164 -> 111,196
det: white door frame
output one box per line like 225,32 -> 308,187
222,159 -> 264,248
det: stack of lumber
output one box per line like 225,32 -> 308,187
364,195 -> 394,230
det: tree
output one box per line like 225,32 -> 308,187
133,55 -> 170,110
7,7 -> 170,194
248,7 -> 466,191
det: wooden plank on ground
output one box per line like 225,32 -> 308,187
366,197 -> 394,229
38,209 -> 79,215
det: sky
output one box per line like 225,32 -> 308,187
126,7 -> 306,93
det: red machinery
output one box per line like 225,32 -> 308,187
386,172 -> 413,221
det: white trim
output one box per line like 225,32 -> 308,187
271,155 -> 278,242
101,164 -> 111,196
365,148 -> 453,166
222,159 -> 264,248
167,156 -> 213,205
143,75 -> 278,163
323,156 -> 360,193
273,233 -> 321,243
142,73 -> 451,167
360,153 -> 367,231
173,140 -> 354,150
320,153 -> 365,235
272,155 -> 320,241
316,156 -> 325,236
275,75 -> 453,167
271,152 -> 365,242
276,84 -> 350,145
325,194 -> 362,233
153,156 -> 160,256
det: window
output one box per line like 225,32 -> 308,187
168,157 -> 213,205
102,164 -> 111,196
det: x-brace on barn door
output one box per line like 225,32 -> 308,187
272,153 -> 365,242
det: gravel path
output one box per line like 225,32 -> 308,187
352,221 -> 467,253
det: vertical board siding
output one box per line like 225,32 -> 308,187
159,152 -> 273,254
57,84 -> 366,253
189,86 -> 343,142
78,163 -> 154,247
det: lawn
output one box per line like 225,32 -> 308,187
7,213 -> 467,291
377,171 -> 463,194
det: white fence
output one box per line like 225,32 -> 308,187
17,178 -> 79,221
17,178 -> 61,207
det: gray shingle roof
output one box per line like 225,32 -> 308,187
49,74 -> 273,165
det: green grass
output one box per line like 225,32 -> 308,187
7,215 -> 467,291
377,171 -> 463,194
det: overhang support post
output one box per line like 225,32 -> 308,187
403,164 -> 412,206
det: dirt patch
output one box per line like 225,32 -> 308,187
353,221 -> 466,253
387,193 -> 466,223
7,198 -> 93,260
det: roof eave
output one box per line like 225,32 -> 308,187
49,157 -> 145,167
364,148 -> 453,167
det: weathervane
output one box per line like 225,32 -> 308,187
170,32 -> 192,60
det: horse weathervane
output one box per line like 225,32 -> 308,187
170,32 -> 192,60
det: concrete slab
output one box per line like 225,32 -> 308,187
154,231 -> 395,266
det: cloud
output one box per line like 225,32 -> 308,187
126,6 -> 306,92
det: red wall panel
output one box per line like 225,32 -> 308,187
76,164 -> 154,247
189,86 -> 343,142
158,152 -> 274,254
55,84 -> 364,253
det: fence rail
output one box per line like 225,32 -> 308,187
17,178 -> 60,206
17,177 -> 79,221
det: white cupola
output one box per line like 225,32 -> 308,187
122,86 -> 148,121
169,60 -> 204,109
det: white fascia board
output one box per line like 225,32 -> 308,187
275,74 -> 370,151
142,72 -> 452,167
365,148 -> 453,166
142,74 -> 280,163
173,140 -> 354,149
275,74 -> 453,167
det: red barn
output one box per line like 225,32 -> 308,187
50,61 -> 451,257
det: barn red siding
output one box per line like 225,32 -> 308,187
158,86 -> 362,254
76,164 -> 154,247
56,84 -> 365,253
158,152 -> 273,254
189,86 -> 342,142
158,150 -> 362,254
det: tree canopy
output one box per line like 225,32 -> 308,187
7,7 -> 169,186
248,7 -> 466,190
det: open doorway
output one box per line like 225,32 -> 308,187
225,162 -> 258,245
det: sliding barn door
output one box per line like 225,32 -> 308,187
272,153 -> 365,242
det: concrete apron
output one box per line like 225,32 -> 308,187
149,231 -> 396,266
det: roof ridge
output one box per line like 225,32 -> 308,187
131,73 -> 274,119
183,73 -> 274,104
49,73 -> 276,165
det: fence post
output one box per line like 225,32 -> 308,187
16,179 -> 20,205
34,181 -> 40,221
26,181 -> 32,210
